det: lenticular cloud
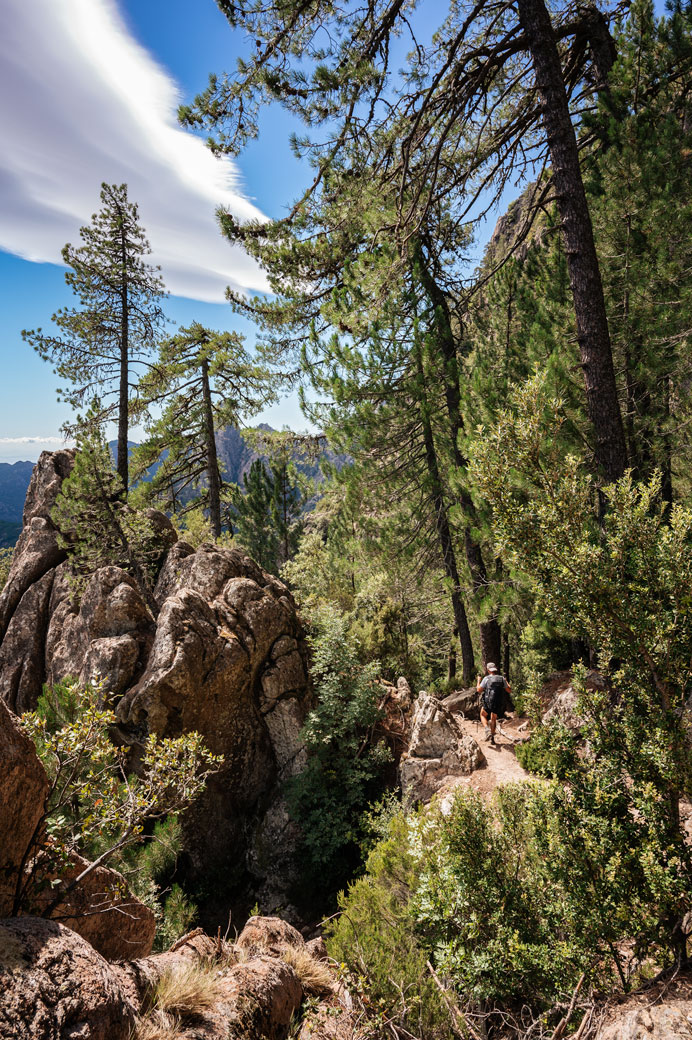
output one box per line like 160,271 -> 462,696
0,0 -> 268,301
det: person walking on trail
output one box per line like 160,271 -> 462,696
477,662 -> 512,746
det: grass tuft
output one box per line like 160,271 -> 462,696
133,1010 -> 181,1040
134,961 -> 227,1038
152,961 -> 224,1017
281,945 -> 334,996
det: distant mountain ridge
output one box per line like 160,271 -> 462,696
0,461 -> 36,523
0,427 -> 343,532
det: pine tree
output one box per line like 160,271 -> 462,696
23,183 -> 166,488
229,459 -> 278,571
184,0 -> 628,480
131,323 -> 277,538
588,0 -> 692,500
52,430 -> 160,615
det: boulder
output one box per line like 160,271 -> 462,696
123,927 -> 303,1040
36,852 -> 156,961
0,452 -> 312,917
596,999 -> 692,1039
0,700 -> 49,916
221,957 -> 302,1039
237,915 -> 305,957
540,669 -> 606,730
442,686 -> 481,719
0,917 -> 137,1040
400,692 -> 484,803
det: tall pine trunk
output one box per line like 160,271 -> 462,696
117,221 -> 129,491
201,357 -> 222,539
416,245 -> 502,666
414,337 -> 475,683
517,0 -> 628,483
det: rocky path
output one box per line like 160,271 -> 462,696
447,714 -> 532,798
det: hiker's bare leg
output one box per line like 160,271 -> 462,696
481,707 -> 489,728
490,712 -> 497,738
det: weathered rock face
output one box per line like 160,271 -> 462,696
0,452 -> 312,914
596,997 -> 692,1039
442,685 -> 481,719
541,669 -> 606,730
0,917 -> 138,1040
0,450 -> 73,712
40,852 -> 156,961
0,700 -> 49,917
400,692 -> 484,803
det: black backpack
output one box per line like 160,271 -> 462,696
482,674 -> 513,716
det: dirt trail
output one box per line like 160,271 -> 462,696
446,715 -> 533,799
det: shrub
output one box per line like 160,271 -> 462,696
515,718 -> 576,778
326,810 -> 454,1039
15,678 -> 221,922
471,375 -> 692,965
286,607 -> 391,897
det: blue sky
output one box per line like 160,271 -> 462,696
0,0 -> 310,462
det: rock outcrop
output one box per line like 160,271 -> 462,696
0,451 -> 73,713
541,669 -> 606,730
596,1001 -> 692,1039
0,700 -> 49,917
0,451 -> 312,915
0,918 -> 138,1040
0,916 -> 322,1040
400,692 -> 484,802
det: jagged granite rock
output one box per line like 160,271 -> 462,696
0,452 -> 312,914
541,669 -> 606,730
400,692 -> 484,803
0,451 -> 74,711
0,917 -> 137,1040
236,915 -> 305,958
0,700 -> 48,917
120,926 -> 304,1040
596,999 -> 692,1039
37,852 -> 156,961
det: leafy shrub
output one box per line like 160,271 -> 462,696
286,607 -> 391,898
326,810 -> 453,1039
15,679 -> 221,925
515,718 -> 577,778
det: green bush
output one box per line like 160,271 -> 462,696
326,810 -> 454,1039
16,678 -> 220,934
286,608 -> 391,898
515,718 -> 577,778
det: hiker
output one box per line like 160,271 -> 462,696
477,662 -> 512,745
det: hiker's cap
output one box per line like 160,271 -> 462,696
487,662 -> 498,672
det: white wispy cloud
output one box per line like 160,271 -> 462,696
0,437 -> 68,445
1,0 -> 269,302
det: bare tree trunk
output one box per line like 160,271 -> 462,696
200,357 -> 222,539
448,627 -> 458,684
416,244 -> 502,666
414,340 -> 475,684
117,222 -> 129,490
517,0 -> 628,483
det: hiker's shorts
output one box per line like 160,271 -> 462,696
482,693 -> 502,717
